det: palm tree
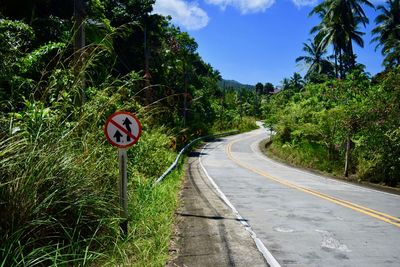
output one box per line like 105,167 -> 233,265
296,38 -> 334,81
372,0 -> 400,68
290,72 -> 305,91
310,0 -> 373,176
310,0 -> 374,78
281,78 -> 291,90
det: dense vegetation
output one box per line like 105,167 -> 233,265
0,0 -> 260,265
265,0 -> 400,187
1,0 -> 398,265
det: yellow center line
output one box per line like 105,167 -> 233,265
225,137 -> 400,228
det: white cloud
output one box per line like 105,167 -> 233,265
291,0 -> 319,7
153,0 -> 210,30
205,0 -> 275,14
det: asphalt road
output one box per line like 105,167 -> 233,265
200,126 -> 400,266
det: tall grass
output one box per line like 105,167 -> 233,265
267,140 -> 344,176
0,121 -> 120,266
103,164 -> 183,266
0,73 -> 182,266
212,116 -> 258,133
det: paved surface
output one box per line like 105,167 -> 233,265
168,150 -> 268,267
198,126 -> 400,266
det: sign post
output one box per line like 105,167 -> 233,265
104,111 -> 142,236
118,148 -> 128,235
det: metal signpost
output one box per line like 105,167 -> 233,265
104,111 -> 142,236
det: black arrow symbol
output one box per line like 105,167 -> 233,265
122,118 -> 132,141
113,130 -> 123,143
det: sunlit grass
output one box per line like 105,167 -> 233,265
104,164 -> 183,266
0,81 -> 183,266
267,140 -> 343,177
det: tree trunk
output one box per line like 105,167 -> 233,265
143,20 -> 152,105
334,49 -> 338,78
339,49 -> 344,79
344,135 -> 351,177
74,0 -> 86,105
30,6 -> 36,25
348,42 -> 355,69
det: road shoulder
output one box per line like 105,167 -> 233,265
168,150 -> 268,267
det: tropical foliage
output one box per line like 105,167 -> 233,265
372,0 -> 400,68
296,38 -> 334,82
265,67 -> 400,186
1,0 -> 399,265
309,0 -> 374,78
0,1 -> 260,265
265,0 -> 400,187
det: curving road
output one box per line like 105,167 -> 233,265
199,126 -> 400,266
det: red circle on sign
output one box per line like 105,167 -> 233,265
104,111 -> 142,148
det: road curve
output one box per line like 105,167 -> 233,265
200,126 -> 400,266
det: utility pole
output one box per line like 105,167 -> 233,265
74,0 -> 86,105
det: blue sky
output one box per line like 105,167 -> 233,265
154,0 -> 385,86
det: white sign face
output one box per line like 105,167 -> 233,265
104,111 -> 142,148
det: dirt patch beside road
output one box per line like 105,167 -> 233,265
168,149 -> 268,267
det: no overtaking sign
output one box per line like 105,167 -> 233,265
104,111 -> 142,236
104,111 -> 142,148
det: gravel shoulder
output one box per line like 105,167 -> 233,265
168,149 -> 268,267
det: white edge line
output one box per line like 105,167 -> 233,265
199,143 -> 281,267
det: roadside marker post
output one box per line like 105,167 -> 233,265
104,111 -> 142,236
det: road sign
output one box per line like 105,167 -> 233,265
104,111 -> 142,237
104,111 -> 142,148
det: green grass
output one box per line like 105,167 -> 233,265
0,131 -> 120,266
237,117 -> 259,133
0,93 -> 254,266
0,84 -> 255,266
0,88 -> 184,266
104,163 -> 183,266
212,116 -> 258,133
266,140 -> 344,177
0,125 -> 184,266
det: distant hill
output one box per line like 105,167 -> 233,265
218,79 -> 254,91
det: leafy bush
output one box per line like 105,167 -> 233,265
265,67 -> 400,186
